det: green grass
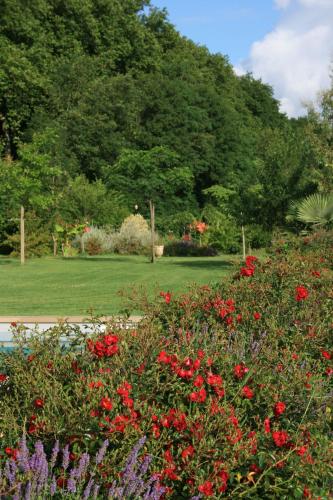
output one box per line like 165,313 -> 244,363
0,254 -> 241,315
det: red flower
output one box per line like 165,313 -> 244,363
274,401 -> 286,417
117,382 -> 132,397
253,312 -> 261,320
181,445 -> 195,460
240,267 -> 254,277
157,351 -> 171,364
321,350 -> 331,360
295,285 -> 309,301
296,445 -> 308,456
189,387 -> 207,403
164,449 -> 174,464
160,291 -> 171,304
100,397 -> 113,411
264,418 -> 271,433
10,322 -> 17,327
197,349 -> 205,359
218,469 -> 229,492
198,481 -> 214,497
104,334 -> 119,345
194,221 -> 207,234
0,374 -> 8,382
34,398 -> 44,408
303,487 -> 311,498
272,430 -> 289,447
234,363 -> 249,379
242,386 -> 254,399
207,373 -> 223,387
193,375 -> 204,387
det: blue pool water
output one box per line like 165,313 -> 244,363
0,322 -> 101,350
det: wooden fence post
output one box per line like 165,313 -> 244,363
149,200 -> 155,263
20,205 -> 25,264
241,225 -> 246,262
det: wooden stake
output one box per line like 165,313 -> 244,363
20,205 -> 25,264
241,225 -> 246,262
149,200 -> 155,263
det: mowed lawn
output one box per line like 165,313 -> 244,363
0,254 -> 240,316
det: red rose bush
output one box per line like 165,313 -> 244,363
0,230 -> 332,498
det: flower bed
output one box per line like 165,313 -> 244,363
0,231 -> 332,498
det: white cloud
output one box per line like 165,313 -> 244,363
238,0 -> 333,116
274,0 -> 292,9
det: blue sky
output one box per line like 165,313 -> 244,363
149,0 -> 333,117
151,0 -> 281,66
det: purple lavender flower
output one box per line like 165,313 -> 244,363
12,483 -> 21,500
5,459 -> 17,485
50,440 -> 60,469
95,439 -> 109,465
50,476 -> 57,496
62,444 -> 70,471
18,434 -> 30,473
24,480 -> 31,500
66,469 -> 77,494
93,483 -> 100,499
75,452 -> 90,480
83,477 -> 95,499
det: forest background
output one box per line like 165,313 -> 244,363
0,0 -> 332,254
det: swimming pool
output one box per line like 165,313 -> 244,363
0,318 -> 140,349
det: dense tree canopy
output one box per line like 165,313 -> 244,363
0,0 -> 332,247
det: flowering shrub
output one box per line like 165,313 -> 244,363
112,214 -> 152,255
77,226 -> 115,255
0,231 -> 332,498
0,435 -> 167,499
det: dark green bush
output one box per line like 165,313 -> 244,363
5,213 -> 52,257
164,240 -> 218,256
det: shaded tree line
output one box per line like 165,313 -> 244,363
0,0 -> 332,251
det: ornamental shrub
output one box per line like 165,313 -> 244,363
113,214 -> 154,255
164,240 -> 218,257
0,230 -> 332,498
73,226 -> 115,255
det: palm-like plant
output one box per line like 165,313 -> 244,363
289,193 -> 333,228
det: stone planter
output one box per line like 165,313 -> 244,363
154,245 -> 164,258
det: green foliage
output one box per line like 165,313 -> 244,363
164,240 -> 218,257
290,192 -> 333,228
1,0 -> 333,246
158,211 -> 197,237
60,175 -> 128,227
246,224 -> 272,249
4,212 -> 51,257
107,147 -> 195,219
201,205 -> 241,253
